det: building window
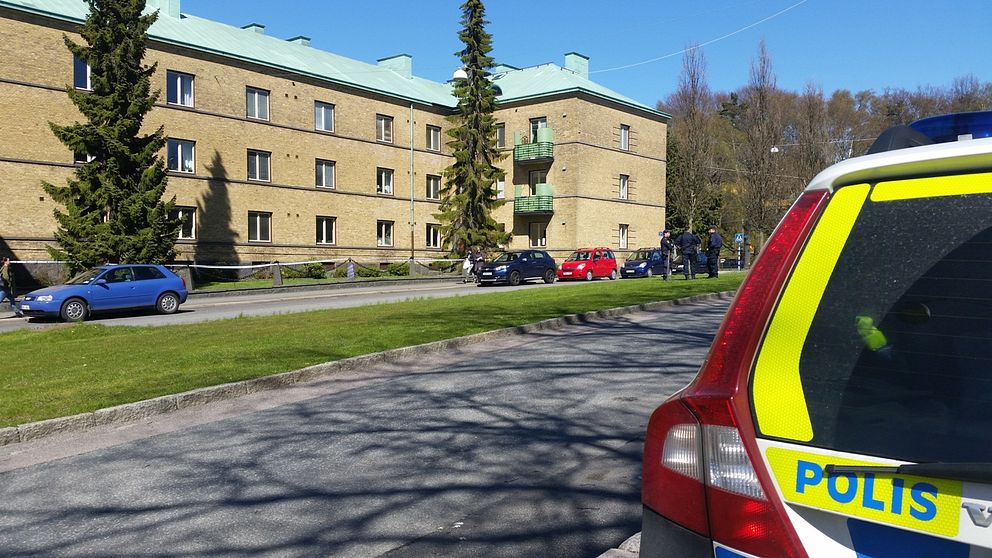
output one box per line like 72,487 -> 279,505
377,220 -> 394,247
316,216 -> 336,245
377,167 -> 393,195
171,206 -> 196,240
315,159 -> 335,189
315,101 -> 334,132
496,178 -> 505,199
426,174 -> 441,200
73,151 -> 95,164
528,169 -> 547,196
247,149 -> 271,182
248,211 -> 271,242
619,224 -> 629,249
529,222 -> 547,247
620,124 -> 630,151
496,123 -> 505,148
73,55 -> 91,90
427,125 -> 441,151
166,71 -> 194,107
619,174 -> 629,200
167,139 -> 195,173
426,223 -> 441,249
530,117 -> 547,142
376,114 -> 393,143
246,87 -> 269,121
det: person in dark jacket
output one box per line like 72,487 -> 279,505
674,229 -> 700,279
659,229 -> 674,280
706,226 -> 723,278
0,257 -> 20,316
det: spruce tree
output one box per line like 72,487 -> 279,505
437,0 -> 511,256
44,0 -> 180,272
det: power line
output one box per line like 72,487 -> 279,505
590,0 -> 808,75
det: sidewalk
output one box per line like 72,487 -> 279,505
598,532 -> 640,557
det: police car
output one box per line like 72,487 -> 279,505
641,111 -> 992,557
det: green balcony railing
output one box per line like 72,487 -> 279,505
513,141 -> 554,163
514,195 -> 553,214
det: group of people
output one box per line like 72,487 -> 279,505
0,257 -> 21,316
659,226 -> 724,280
462,246 -> 486,283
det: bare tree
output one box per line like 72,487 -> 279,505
793,82 -> 831,189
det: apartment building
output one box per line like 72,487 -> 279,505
0,0 -> 670,265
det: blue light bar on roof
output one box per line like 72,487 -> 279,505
910,111 -> 992,143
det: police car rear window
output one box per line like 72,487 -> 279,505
781,188 -> 992,463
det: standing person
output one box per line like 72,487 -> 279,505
471,246 -> 486,283
706,226 -> 723,278
674,229 -> 700,279
0,257 -> 19,316
659,229 -> 674,280
462,254 -> 473,283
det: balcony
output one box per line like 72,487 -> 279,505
513,128 -> 554,166
513,183 -> 553,215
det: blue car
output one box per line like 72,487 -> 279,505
478,250 -> 557,286
620,248 -> 670,278
20,264 -> 188,322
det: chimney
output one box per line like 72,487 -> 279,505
377,54 -> 413,78
564,52 -> 589,79
147,0 -> 180,18
287,35 -> 311,47
241,23 -> 265,34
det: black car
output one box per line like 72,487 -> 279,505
478,250 -> 557,286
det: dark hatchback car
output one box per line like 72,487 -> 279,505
620,248 -> 669,278
478,250 -> 557,286
20,264 -> 188,322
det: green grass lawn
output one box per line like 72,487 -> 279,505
0,274 -> 742,427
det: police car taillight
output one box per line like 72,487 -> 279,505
910,111 -> 992,143
643,190 -> 828,558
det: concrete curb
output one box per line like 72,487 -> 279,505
187,276 -> 461,300
1,291 -> 734,447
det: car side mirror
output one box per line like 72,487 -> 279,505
95,278 -> 107,285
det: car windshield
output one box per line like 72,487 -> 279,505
762,187 -> 992,463
626,250 -> 650,261
492,252 -> 519,263
65,268 -> 104,285
566,252 -> 591,262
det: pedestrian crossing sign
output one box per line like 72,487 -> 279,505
735,233 -> 745,243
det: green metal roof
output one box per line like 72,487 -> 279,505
0,0 -> 669,118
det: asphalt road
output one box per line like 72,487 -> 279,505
0,297 -> 730,557
0,278 -> 599,333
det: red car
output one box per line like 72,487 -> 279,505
556,247 -> 618,281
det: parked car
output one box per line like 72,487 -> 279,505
671,252 -> 737,274
557,247 -> 618,281
641,111 -> 992,557
19,264 -> 188,322
620,248 -> 669,278
478,250 -> 556,286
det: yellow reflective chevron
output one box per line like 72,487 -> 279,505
752,184 -> 870,441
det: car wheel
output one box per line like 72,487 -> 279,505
60,298 -> 88,323
585,270 -> 594,281
156,292 -> 180,315
543,268 -> 556,284
508,270 -> 522,286
646,268 -> 653,278
610,269 -> 618,280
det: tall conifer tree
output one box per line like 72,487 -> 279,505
44,0 -> 180,271
437,0 -> 510,256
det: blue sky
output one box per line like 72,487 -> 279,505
181,0 -> 991,108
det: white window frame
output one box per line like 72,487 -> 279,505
315,101 -> 335,132
620,124 -> 630,151
377,167 -> 394,195
316,159 -> 336,189
167,139 -> 195,173
316,216 -> 336,245
426,125 -> 441,151
377,220 -> 394,247
496,123 -> 506,148
496,178 -> 505,199
528,169 -> 547,196
619,174 -> 629,200
619,224 -> 629,249
246,87 -> 269,121
73,55 -> 91,91
426,174 -> 441,200
166,70 -> 194,107
248,211 -> 271,242
376,114 -> 393,143
73,151 -> 96,164
529,222 -> 547,248
172,206 -> 196,240
247,149 -> 271,182
426,223 -> 441,249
